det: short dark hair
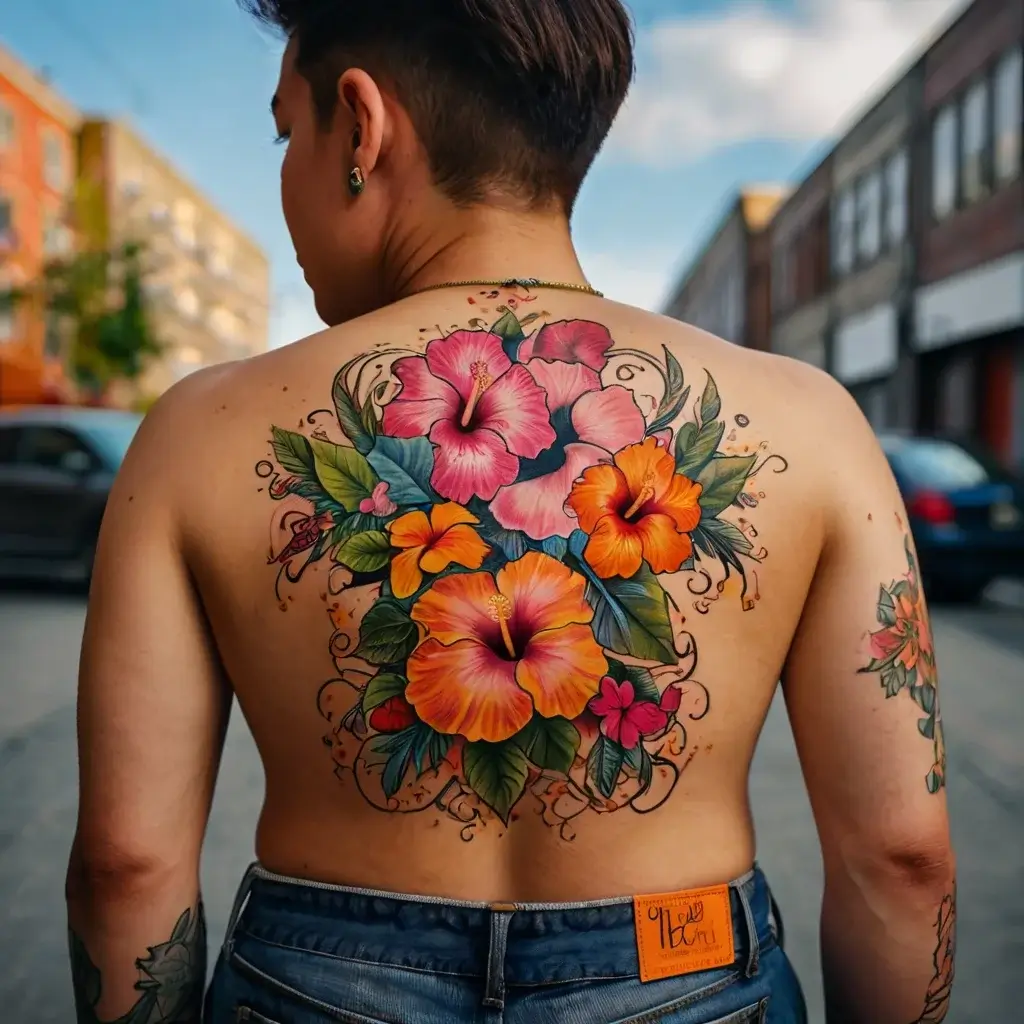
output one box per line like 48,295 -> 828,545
240,0 -> 634,209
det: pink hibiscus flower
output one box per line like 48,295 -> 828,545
490,359 -> 646,539
382,331 -> 556,503
518,320 -> 614,371
589,676 -> 671,750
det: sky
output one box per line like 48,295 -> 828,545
1,0 -> 969,349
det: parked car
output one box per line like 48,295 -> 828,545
878,432 -> 1024,603
0,406 -> 142,584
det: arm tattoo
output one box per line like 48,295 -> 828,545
255,305 -> 790,840
69,899 -> 207,1024
909,884 -> 956,1023
859,536 -> 945,793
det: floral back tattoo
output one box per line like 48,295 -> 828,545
860,537 -> 945,793
257,300 -> 787,839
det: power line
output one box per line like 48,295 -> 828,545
32,0 -> 152,115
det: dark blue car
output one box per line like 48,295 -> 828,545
878,432 -> 1024,603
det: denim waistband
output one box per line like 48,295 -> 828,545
223,862 -> 778,1000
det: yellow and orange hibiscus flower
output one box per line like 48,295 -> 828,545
567,437 -> 702,579
386,502 -> 491,600
404,551 -> 607,743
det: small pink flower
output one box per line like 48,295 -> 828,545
359,481 -> 397,516
588,676 -> 668,750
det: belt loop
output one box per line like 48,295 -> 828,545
223,862 -> 259,959
735,879 -> 760,978
483,905 -> 515,1010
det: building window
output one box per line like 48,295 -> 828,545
175,286 -> 199,319
832,188 -> 855,274
855,170 -> 882,263
931,104 -> 958,219
994,47 -> 1022,184
172,199 -> 197,249
961,78 -> 990,204
0,103 -> 14,149
42,209 -> 71,258
42,130 -> 66,191
884,148 -> 908,247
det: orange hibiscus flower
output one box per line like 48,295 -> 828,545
405,551 -> 607,743
566,437 -> 702,579
387,503 -> 491,600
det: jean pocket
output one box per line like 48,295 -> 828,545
230,948 -> 395,1024
236,1009 -> 286,1024
617,994 -> 769,1024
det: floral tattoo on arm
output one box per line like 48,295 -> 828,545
257,303 -> 787,838
859,538 -> 945,793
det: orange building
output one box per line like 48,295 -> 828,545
0,42 -> 80,405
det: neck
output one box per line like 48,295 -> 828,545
383,199 -> 590,299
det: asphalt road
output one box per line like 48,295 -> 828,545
1,585 -> 1022,1023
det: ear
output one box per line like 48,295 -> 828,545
337,68 -> 387,177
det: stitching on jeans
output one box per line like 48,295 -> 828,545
230,949 -> 400,1024
608,971 -> 742,1023
236,926 -> 479,980
236,1007 -> 284,1024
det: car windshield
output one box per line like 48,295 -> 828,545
80,413 -> 143,467
882,437 -> 1003,490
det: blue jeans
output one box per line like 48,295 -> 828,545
205,863 -> 807,1023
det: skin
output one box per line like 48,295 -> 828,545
67,38 -> 955,1024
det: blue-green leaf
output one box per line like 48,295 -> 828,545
586,563 -> 676,665
367,436 -> 437,506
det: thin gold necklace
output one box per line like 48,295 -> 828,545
409,277 -> 604,298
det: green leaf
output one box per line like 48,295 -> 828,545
331,371 -> 375,454
926,769 -> 944,794
878,586 -> 897,627
881,661 -> 908,698
361,672 -> 408,713
648,346 -> 690,434
325,512 -> 385,550
675,421 -> 697,456
412,727 -> 453,774
676,419 -> 725,478
540,536 -> 569,560
463,740 -> 530,823
918,683 -> 936,714
587,735 -> 625,799
271,426 -> 316,478
623,743 -> 654,796
696,455 -> 757,518
700,372 -> 722,424
605,658 -> 661,704
370,728 -> 417,799
310,438 -> 377,512
918,716 -> 936,740
360,394 -> 378,438
335,530 -> 392,573
491,309 -> 525,343
512,716 -> 580,775
367,436 -> 437,505
692,516 -> 753,571
586,563 -> 676,665
354,599 -> 420,666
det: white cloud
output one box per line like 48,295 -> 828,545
580,249 -> 680,312
610,0 -> 968,165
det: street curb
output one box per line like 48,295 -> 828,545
984,578 -> 1024,612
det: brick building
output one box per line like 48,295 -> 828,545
0,42 -> 79,405
663,186 -> 789,349
770,154 -> 833,370
911,0 -> 1023,467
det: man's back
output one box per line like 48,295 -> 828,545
167,293 -> 867,900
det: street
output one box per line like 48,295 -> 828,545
1,587 -> 1022,1023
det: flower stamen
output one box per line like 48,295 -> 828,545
623,471 -> 657,520
460,361 -> 493,428
487,593 -> 516,659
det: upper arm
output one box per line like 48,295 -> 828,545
74,386 -> 231,874
783,387 -> 951,873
